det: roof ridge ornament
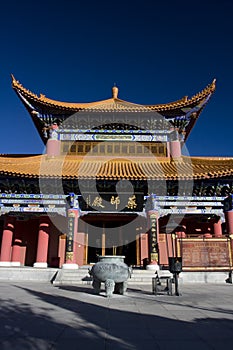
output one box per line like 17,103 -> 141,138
112,84 -> 119,99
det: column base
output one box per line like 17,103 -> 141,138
33,262 -> 48,268
0,261 -> 12,267
11,261 -> 21,267
146,263 -> 160,271
62,263 -> 79,269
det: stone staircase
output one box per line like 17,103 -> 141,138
52,267 -> 92,285
0,266 -> 156,285
45,268 -> 233,286
52,267 -> 156,285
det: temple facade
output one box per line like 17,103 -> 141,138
0,76 -> 233,271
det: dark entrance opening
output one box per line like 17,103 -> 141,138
81,214 -> 140,266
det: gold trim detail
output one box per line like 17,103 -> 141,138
66,252 -> 73,261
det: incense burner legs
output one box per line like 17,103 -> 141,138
89,255 -> 131,297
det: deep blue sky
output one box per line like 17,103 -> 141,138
0,0 -> 232,156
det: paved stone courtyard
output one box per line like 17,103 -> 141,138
0,282 -> 233,349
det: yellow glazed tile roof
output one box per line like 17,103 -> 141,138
0,155 -> 232,180
11,75 -> 216,112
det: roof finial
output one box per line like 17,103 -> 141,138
112,84 -> 118,99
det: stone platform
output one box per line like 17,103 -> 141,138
0,266 -> 232,285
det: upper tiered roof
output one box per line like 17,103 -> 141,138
0,77 -> 231,183
11,75 -> 216,142
12,75 -> 216,112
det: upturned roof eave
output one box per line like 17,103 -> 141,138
11,75 -> 216,113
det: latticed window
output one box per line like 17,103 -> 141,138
61,141 -> 167,156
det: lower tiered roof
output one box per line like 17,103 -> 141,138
0,155 -> 232,180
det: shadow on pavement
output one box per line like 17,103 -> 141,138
0,283 -> 232,349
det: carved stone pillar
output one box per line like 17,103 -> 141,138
62,209 -> 79,269
147,210 -> 159,269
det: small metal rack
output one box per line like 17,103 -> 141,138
168,257 -> 182,296
152,270 -> 173,295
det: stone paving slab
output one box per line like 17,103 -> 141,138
0,282 -> 232,349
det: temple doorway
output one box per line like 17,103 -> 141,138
81,214 -> 144,266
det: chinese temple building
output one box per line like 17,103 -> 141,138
0,76 -> 233,272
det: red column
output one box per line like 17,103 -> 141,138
225,211 -> 233,235
166,142 -> 171,158
213,220 -> 222,237
170,140 -> 181,158
33,216 -> 50,268
76,232 -> 86,266
0,216 -> 15,266
176,225 -> 186,239
46,139 -> 61,156
62,209 -> 79,269
139,233 -> 149,267
11,239 -> 22,266
45,122 -> 61,156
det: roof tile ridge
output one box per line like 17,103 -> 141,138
189,156 -> 233,161
11,75 -> 39,100
145,97 -> 189,108
188,79 -> 216,103
11,75 -> 115,108
136,156 -> 170,163
0,154 -> 43,161
145,79 -> 216,110
36,95 -> 114,108
114,98 -> 148,107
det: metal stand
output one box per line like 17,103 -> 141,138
168,257 -> 182,296
152,270 -> 173,295
173,272 -> 180,296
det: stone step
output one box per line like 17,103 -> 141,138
0,267 -> 230,285
52,269 -> 232,285
52,268 -> 156,285
0,267 -> 58,282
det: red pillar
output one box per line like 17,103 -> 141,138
170,140 -> 181,158
166,142 -> 171,158
11,220 -> 26,266
225,211 -> 233,235
33,216 -> 50,268
139,233 -> 149,267
0,216 -> 15,266
46,139 -> 61,156
213,219 -> 222,237
45,122 -> 61,156
62,209 -> 79,269
11,239 -> 23,266
76,232 -> 85,266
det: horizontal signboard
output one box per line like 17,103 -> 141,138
79,192 -> 144,212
